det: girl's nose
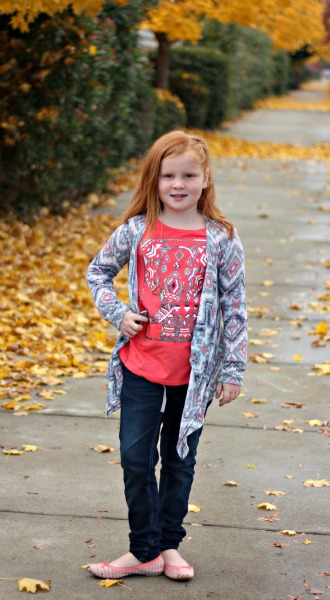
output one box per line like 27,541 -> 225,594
173,178 -> 184,188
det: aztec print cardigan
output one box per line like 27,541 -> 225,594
86,215 -> 247,458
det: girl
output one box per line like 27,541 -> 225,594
86,130 -> 247,581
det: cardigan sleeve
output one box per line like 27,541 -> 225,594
86,221 -> 132,330
217,229 -> 248,385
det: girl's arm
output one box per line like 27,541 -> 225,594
218,229 -> 248,387
86,222 -> 132,330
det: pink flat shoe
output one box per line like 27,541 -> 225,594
88,555 -> 164,579
164,562 -> 194,581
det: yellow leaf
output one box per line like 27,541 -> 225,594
98,579 -> 132,590
312,321 -> 328,336
3,448 -> 24,455
22,445 -> 38,452
15,395 -> 32,402
188,504 -> 201,512
250,398 -> 271,404
262,280 -> 274,287
257,503 -> 277,511
1,400 -> 21,410
305,419 -> 323,427
281,530 -> 296,536
313,362 -> 330,376
303,539 -> 312,545
265,490 -> 285,497
223,481 -> 239,487
22,403 -> 46,411
88,45 -> 97,56
90,445 -> 115,453
293,354 -> 303,361
284,475 -> 295,479
243,463 -> 257,469
302,479 -> 330,488
242,412 -> 258,418
18,577 -> 51,592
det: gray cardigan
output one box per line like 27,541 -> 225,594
87,215 -> 247,458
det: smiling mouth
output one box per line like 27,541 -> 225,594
171,194 -> 187,199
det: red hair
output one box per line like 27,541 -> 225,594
123,130 -> 234,238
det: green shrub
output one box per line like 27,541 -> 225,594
169,46 -> 230,129
202,21 -> 289,118
153,89 -> 187,139
0,6 -> 153,218
169,70 -> 210,128
272,51 -> 290,95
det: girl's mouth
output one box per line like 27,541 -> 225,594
171,194 -> 187,199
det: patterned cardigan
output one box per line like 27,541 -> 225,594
86,215 -> 247,458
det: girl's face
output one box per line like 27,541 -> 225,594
158,150 -> 208,219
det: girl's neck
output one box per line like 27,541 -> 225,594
159,211 -> 205,230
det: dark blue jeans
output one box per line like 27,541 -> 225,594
119,366 -> 202,563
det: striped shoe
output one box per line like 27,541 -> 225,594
88,555 -> 164,579
164,563 -> 194,581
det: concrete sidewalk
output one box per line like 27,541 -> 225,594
1,83 -> 329,600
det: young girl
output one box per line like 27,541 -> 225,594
86,130 -> 247,581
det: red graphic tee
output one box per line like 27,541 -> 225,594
119,220 -> 207,385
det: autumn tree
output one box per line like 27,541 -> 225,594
141,0 -> 329,89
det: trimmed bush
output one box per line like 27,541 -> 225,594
169,46 -> 230,129
0,6 -> 153,218
153,89 -> 187,139
170,70 -> 210,128
202,21 -> 290,118
272,51 -> 290,95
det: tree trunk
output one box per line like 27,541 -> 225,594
155,32 -> 170,89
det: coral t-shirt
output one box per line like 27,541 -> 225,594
119,220 -> 207,385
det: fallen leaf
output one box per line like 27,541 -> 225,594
293,354 -> 303,361
303,539 -> 312,545
257,502 -> 277,511
18,577 -> 51,593
90,445 -> 115,453
306,420 -> 323,427
257,512 -> 280,522
22,445 -> 38,452
242,463 -> 257,469
250,398 -> 271,404
223,481 -> 239,487
268,542 -> 287,548
3,448 -> 24,455
242,412 -> 258,418
302,479 -> 330,488
98,579 -> 132,590
265,490 -> 285,497
281,530 -> 296,536
188,504 -> 201,512
281,402 -> 303,409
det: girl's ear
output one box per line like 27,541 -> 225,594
202,168 -> 210,189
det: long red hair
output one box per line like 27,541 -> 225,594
123,130 -> 234,238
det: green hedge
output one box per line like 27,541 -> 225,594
0,5 -> 153,218
202,21 -> 290,118
169,70 -> 210,128
169,47 -> 230,129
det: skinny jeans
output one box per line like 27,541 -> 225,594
119,365 -> 202,563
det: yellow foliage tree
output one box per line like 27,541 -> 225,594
0,0 -> 129,31
140,0 -> 329,88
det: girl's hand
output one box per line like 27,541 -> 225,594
119,310 -> 148,338
216,382 -> 241,407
